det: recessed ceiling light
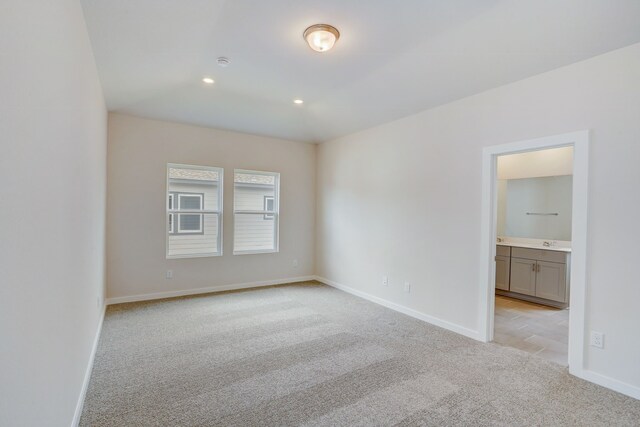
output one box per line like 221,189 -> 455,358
293,99 -> 304,105
303,24 -> 340,52
202,77 -> 215,84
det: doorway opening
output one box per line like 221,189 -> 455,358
479,131 -> 589,376
494,146 -> 573,364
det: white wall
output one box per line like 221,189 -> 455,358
107,113 -> 315,300
498,176 -> 573,240
317,43 -> 640,393
0,1 -> 107,426
496,179 -> 508,238
497,146 -> 574,179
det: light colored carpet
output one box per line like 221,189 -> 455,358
81,281 -> 640,426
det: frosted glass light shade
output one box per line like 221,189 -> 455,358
303,24 -> 340,52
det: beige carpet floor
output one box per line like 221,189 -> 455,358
80,281 -> 640,426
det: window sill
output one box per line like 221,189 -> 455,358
166,252 -> 222,260
233,249 -> 279,256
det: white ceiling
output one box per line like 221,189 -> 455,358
81,0 -> 640,143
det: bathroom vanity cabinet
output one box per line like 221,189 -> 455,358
495,245 -> 511,291
495,244 -> 570,307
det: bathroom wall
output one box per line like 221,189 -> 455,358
497,175 -> 573,240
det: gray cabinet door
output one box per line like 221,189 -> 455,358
535,261 -> 567,302
495,255 -> 510,291
510,257 -> 536,296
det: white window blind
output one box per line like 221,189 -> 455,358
166,164 -> 223,258
233,169 -> 279,254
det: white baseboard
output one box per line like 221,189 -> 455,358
314,276 -> 481,341
71,303 -> 106,427
577,369 -> 640,400
105,276 -> 316,305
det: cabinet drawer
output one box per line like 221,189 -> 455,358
511,247 -> 567,264
496,245 -> 511,257
540,250 -> 568,264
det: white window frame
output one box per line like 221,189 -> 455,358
168,194 -> 174,233
166,163 -> 223,259
233,169 -> 280,255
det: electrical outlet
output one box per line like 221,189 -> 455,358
292,259 -> 299,268
590,331 -> 604,349
166,270 -> 173,279
382,276 -> 388,286
404,281 -> 411,293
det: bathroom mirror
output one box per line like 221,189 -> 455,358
497,175 -> 572,241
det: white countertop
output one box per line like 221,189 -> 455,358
497,240 -> 571,253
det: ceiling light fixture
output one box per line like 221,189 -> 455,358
303,24 -> 340,52
202,77 -> 214,84
293,99 -> 304,105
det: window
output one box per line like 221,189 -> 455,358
167,164 -> 223,258
263,196 -> 275,220
233,170 -> 279,254
168,193 -> 205,234
168,194 -> 174,233
176,193 -> 203,233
